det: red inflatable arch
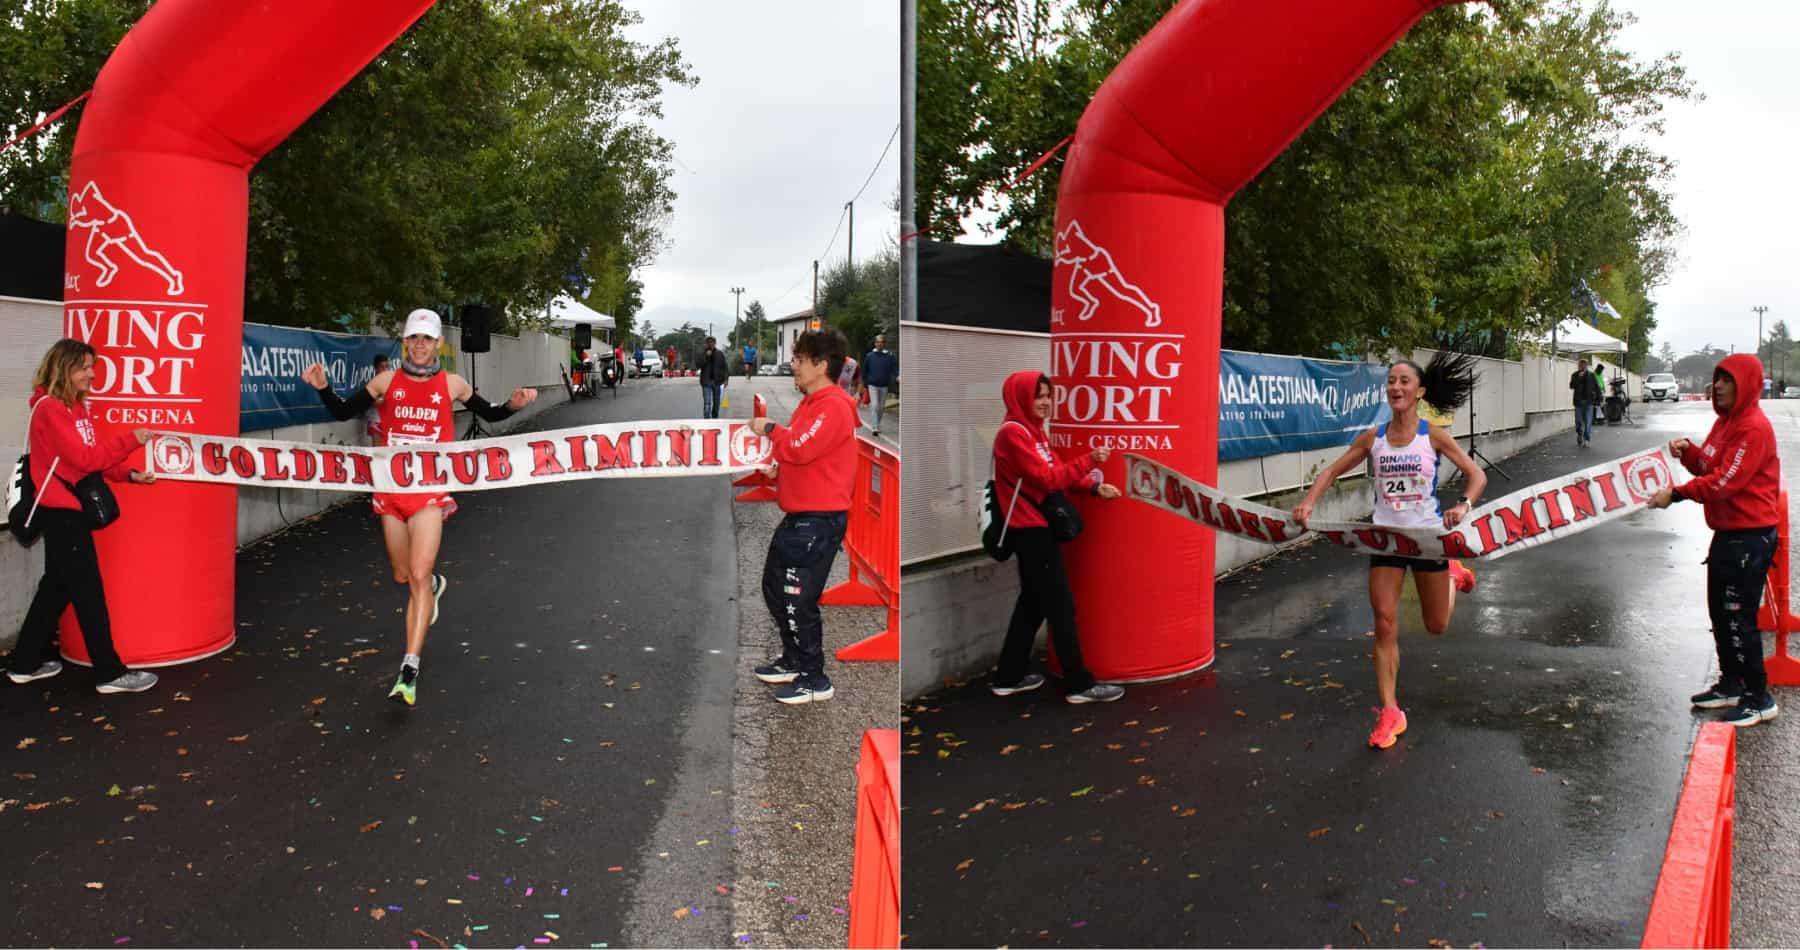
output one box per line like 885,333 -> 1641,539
1051,0 -> 1469,681
59,1 -> 440,665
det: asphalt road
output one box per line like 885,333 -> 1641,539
0,374 -> 837,948
902,396 -> 1798,948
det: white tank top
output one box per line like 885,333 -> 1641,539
1369,419 -> 1440,528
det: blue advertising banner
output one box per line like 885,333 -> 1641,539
240,323 -> 396,432
1217,350 -> 1390,461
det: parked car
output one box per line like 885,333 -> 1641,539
759,363 -> 777,376
1642,372 -> 1679,401
777,361 -> 794,376
635,353 -> 664,378
1784,386 -> 1800,399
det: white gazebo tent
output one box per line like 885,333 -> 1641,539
1542,317 -> 1626,355
544,295 -> 616,361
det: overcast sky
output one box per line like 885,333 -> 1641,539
936,1 -> 1797,362
1616,1 -> 1799,359
626,1 -> 899,342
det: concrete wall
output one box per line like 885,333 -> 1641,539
0,298 -> 572,649
901,404 -> 1583,699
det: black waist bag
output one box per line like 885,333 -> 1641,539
59,471 -> 120,530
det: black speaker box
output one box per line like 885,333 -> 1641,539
460,304 -> 492,353
571,322 -> 592,350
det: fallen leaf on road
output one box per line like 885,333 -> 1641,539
86,882 -> 104,890
1000,744 -> 1021,756
136,804 -> 158,813
1308,827 -> 1329,839
16,738 -> 35,750
227,735 -> 248,743
955,859 -> 973,872
1279,713 -> 1296,721
672,908 -> 690,920
370,908 -> 386,921
107,785 -> 122,797
1070,786 -> 1093,798
360,821 -> 382,833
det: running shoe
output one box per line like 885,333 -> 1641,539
1449,559 -> 1477,594
390,665 -> 419,706
1368,706 -> 1407,749
1690,683 -> 1742,709
96,670 -> 157,694
1066,683 -> 1125,704
6,660 -> 62,684
773,680 -> 834,704
991,672 -> 1046,697
753,659 -> 802,684
1722,697 -> 1778,728
430,574 -> 446,625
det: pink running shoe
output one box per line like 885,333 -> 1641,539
1368,706 -> 1407,749
1449,559 -> 1477,594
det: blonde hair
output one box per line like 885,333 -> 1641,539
34,338 -> 98,406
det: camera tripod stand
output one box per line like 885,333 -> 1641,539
1464,374 -> 1510,480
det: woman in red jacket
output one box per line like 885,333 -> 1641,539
6,339 -> 158,694
989,371 -> 1125,704
1649,353 -> 1784,727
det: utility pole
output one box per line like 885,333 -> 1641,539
846,201 -> 854,275
730,286 -> 744,346
900,0 -> 917,326
1753,305 -> 1770,364
812,260 -> 819,312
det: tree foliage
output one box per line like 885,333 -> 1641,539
2,0 -> 689,333
815,248 -> 899,358
918,0 -> 1693,359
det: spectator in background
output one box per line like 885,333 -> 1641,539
366,353 -> 390,446
743,341 -> 758,380
836,351 -> 859,398
1569,357 -> 1600,447
6,339 -> 160,694
666,345 -> 679,377
698,336 -> 731,418
858,333 -> 897,437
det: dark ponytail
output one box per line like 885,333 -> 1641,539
1393,351 -> 1478,413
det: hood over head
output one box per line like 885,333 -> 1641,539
1714,353 -> 1764,419
1002,370 -> 1048,428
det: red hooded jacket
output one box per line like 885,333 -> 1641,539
992,370 -> 1100,530
1673,353 -> 1781,530
767,382 -> 859,513
27,389 -> 139,513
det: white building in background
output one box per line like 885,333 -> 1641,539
773,307 -> 816,365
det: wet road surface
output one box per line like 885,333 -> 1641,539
902,398 -> 1794,947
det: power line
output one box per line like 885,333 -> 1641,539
849,123 -> 900,205
817,203 -> 849,264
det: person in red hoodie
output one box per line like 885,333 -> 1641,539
1648,353 -> 1784,727
6,339 -> 159,694
746,327 -> 860,704
989,371 -> 1126,704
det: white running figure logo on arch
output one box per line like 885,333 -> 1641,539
1054,220 -> 1161,328
68,181 -> 185,296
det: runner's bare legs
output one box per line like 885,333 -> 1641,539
397,507 -> 445,657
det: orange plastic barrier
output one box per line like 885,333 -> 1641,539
1642,722 -> 1735,949
825,435 -> 900,662
1756,489 -> 1800,686
848,729 -> 900,950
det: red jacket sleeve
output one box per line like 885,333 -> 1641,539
34,402 -> 138,476
995,423 -> 1095,497
1677,440 -> 1708,476
770,399 -> 855,465
1677,424 -> 1773,504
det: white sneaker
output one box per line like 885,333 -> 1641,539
96,670 -> 158,694
7,660 -> 63,684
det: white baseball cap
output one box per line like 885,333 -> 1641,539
402,308 -> 443,339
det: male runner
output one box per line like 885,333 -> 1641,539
302,308 -> 537,705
